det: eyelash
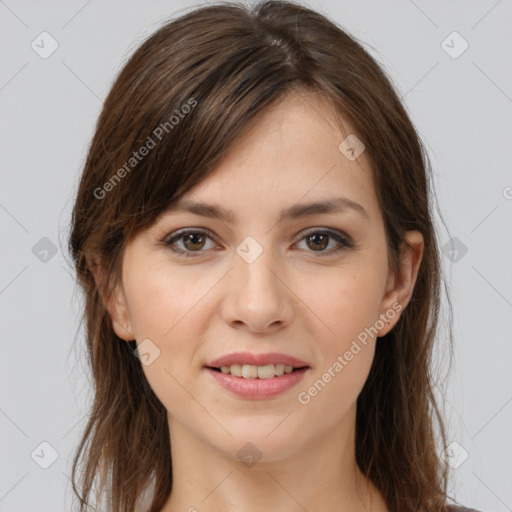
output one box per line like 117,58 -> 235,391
162,228 -> 355,258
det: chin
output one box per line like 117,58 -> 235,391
205,416 -> 309,463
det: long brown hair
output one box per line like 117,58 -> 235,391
67,1 -> 456,511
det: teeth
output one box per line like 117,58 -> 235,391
218,363 -> 298,378
275,364 -> 285,376
242,364 -> 258,378
257,364 -> 275,379
230,364 -> 242,377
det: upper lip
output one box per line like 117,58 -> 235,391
206,352 -> 310,368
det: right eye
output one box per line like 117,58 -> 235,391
163,228 -> 218,258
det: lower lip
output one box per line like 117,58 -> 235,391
205,367 -> 309,399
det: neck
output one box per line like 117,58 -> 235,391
160,405 -> 387,512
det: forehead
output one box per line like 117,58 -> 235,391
164,90 -> 379,225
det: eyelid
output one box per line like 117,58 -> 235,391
162,226 -> 355,257
299,227 -> 354,248
162,227 -> 218,254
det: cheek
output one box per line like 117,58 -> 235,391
124,260 -> 220,341
127,278 -> 202,422
295,260 -> 383,407
122,260 -> 220,400
299,277 -> 379,417
298,343 -> 375,431
120,265 -> 198,386
301,261 -> 385,345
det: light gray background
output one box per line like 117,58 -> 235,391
1,1 -> 511,511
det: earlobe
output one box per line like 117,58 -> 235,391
88,251 -> 135,342
377,230 -> 424,337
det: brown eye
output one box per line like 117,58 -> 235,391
296,229 -> 353,256
182,232 -> 207,251
163,227 -> 354,259
164,229 -> 217,257
305,233 -> 329,251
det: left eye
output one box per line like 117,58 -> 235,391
296,229 -> 352,254
163,228 -> 353,258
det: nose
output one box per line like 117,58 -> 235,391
220,243 -> 294,334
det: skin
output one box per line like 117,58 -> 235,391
97,90 -> 423,512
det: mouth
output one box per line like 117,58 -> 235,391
203,352 -> 311,398
204,364 -> 310,399
205,363 -> 310,379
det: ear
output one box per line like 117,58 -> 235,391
376,230 -> 424,337
89,251 -> 135,342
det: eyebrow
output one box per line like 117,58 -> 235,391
162,196 -> 370,224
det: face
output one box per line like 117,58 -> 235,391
103,90 -> 423,462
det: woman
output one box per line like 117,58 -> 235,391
68,1 -> 481,511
